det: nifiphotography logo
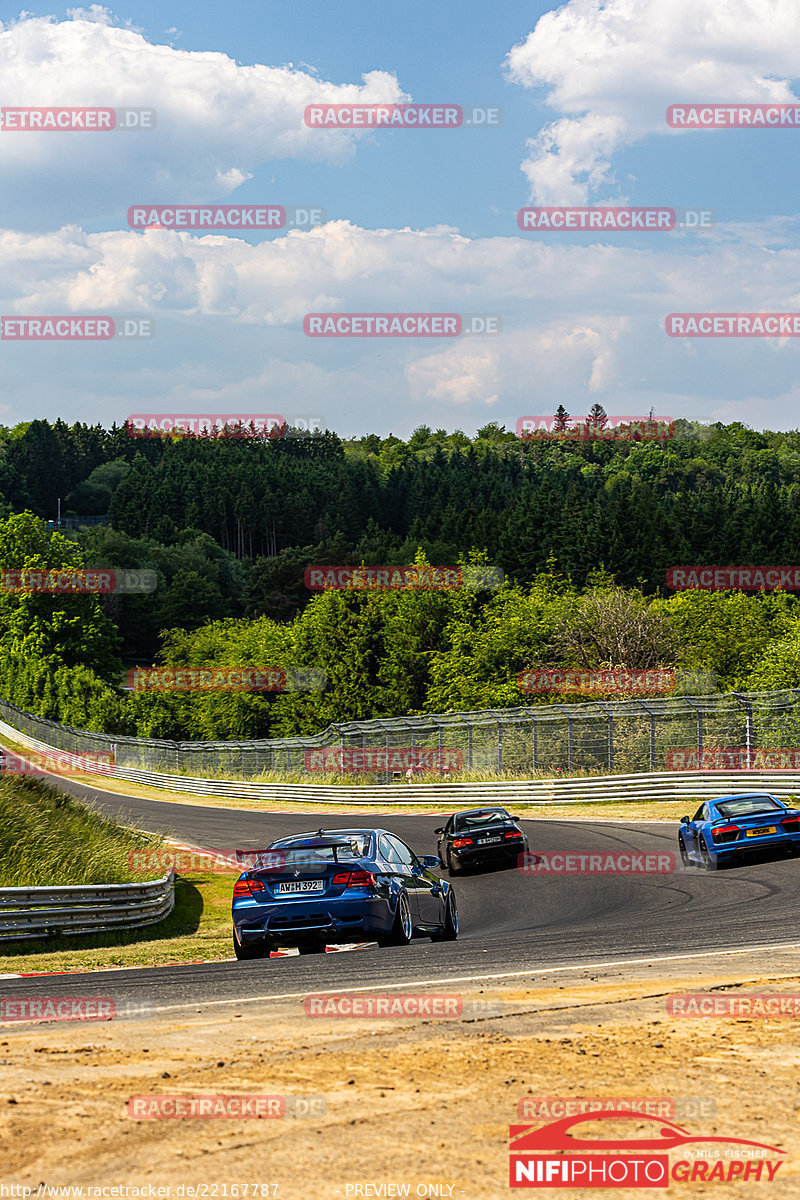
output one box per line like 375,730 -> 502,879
508,1111 -> 785,1187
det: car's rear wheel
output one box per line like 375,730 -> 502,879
700,838 -> 717,871
678,835 -> 689,867
233,928 -> 267,960
378,890 -> 413,946
447,849 -> 460,877
298,943 -> 325,954
430,889 -> 458,942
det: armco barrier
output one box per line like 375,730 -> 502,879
0,714 -> 799,805
0,872 -> 174,940
6,688 -> 800,779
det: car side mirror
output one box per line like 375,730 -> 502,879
434,827 -> 443,835
419,855 -> 440,869
512,815 -> 523,822
680,815 -> 690,825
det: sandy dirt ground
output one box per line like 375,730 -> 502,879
1,949 -> 799,1199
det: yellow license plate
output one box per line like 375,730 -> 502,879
746,825 -> 777,837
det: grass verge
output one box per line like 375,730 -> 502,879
0,775 -> 167,886
0,870 -> 235,974
0,730 -> 692,819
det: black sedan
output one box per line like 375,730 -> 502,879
435,807 -> 528,875
232,827 -> 458,958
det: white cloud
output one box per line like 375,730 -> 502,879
4,217 -> 800,433
0,11 -> 407,225
504,0 -> 800,203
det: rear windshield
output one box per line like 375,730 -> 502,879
715,797 -> 782,819
453,810 -> 510,831
261,835 -> 371,866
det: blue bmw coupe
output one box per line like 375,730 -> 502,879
678,793 -> 800,870
231,827 -> 458,958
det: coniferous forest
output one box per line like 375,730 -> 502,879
2,415 -> 800,741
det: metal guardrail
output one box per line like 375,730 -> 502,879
0,872 -> 174,941
5,687 -> 800,779
1,711 -> 799,806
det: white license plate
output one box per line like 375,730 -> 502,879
746,825 -> 777,837
477,836 -> 502,845
276,879 -> 325,893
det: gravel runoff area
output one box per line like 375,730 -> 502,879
1,947 -> 799,1198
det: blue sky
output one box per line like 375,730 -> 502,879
2,1 -> 800,438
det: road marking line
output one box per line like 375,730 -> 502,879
133,939 -> 800,1016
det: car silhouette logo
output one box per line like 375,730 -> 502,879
509,1111 -> 784,1154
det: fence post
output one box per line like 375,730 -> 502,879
497,720 -> 502,772
532,718 -> 537,774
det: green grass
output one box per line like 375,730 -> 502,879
0,871 -> 236,973
0,775 -> 168,886
0,776 -> 237,970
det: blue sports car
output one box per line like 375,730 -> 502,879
678,793 -> 800,870
231,827 -> 458,959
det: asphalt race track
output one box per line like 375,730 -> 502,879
4,775 -> 800,1011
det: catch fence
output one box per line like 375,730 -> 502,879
1,690 -> 800,780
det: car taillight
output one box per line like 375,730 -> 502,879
452,837 -> 474,848
782,816 -> 800,830
331,870 -> 376,888
504,831 -> 523,839
711,825 -> 741,844
233,878 -> 265,896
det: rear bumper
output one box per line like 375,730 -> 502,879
712,832 -> 800,860
452,841 -> 527,866
234,896 -> 392,945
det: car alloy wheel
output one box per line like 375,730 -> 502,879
700,837 -> 717,871
431,889 -> 458,942
447,849 -> 460,876
233,928 -> 267,960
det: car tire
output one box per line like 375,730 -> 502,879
447,849 -> 460,877
430,889 -> 458,942
233,929 -> 267,960
700,838 -> 717,871
298,943 -> 325,954
378,890 -> 413,946
678,835 -> 689,867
